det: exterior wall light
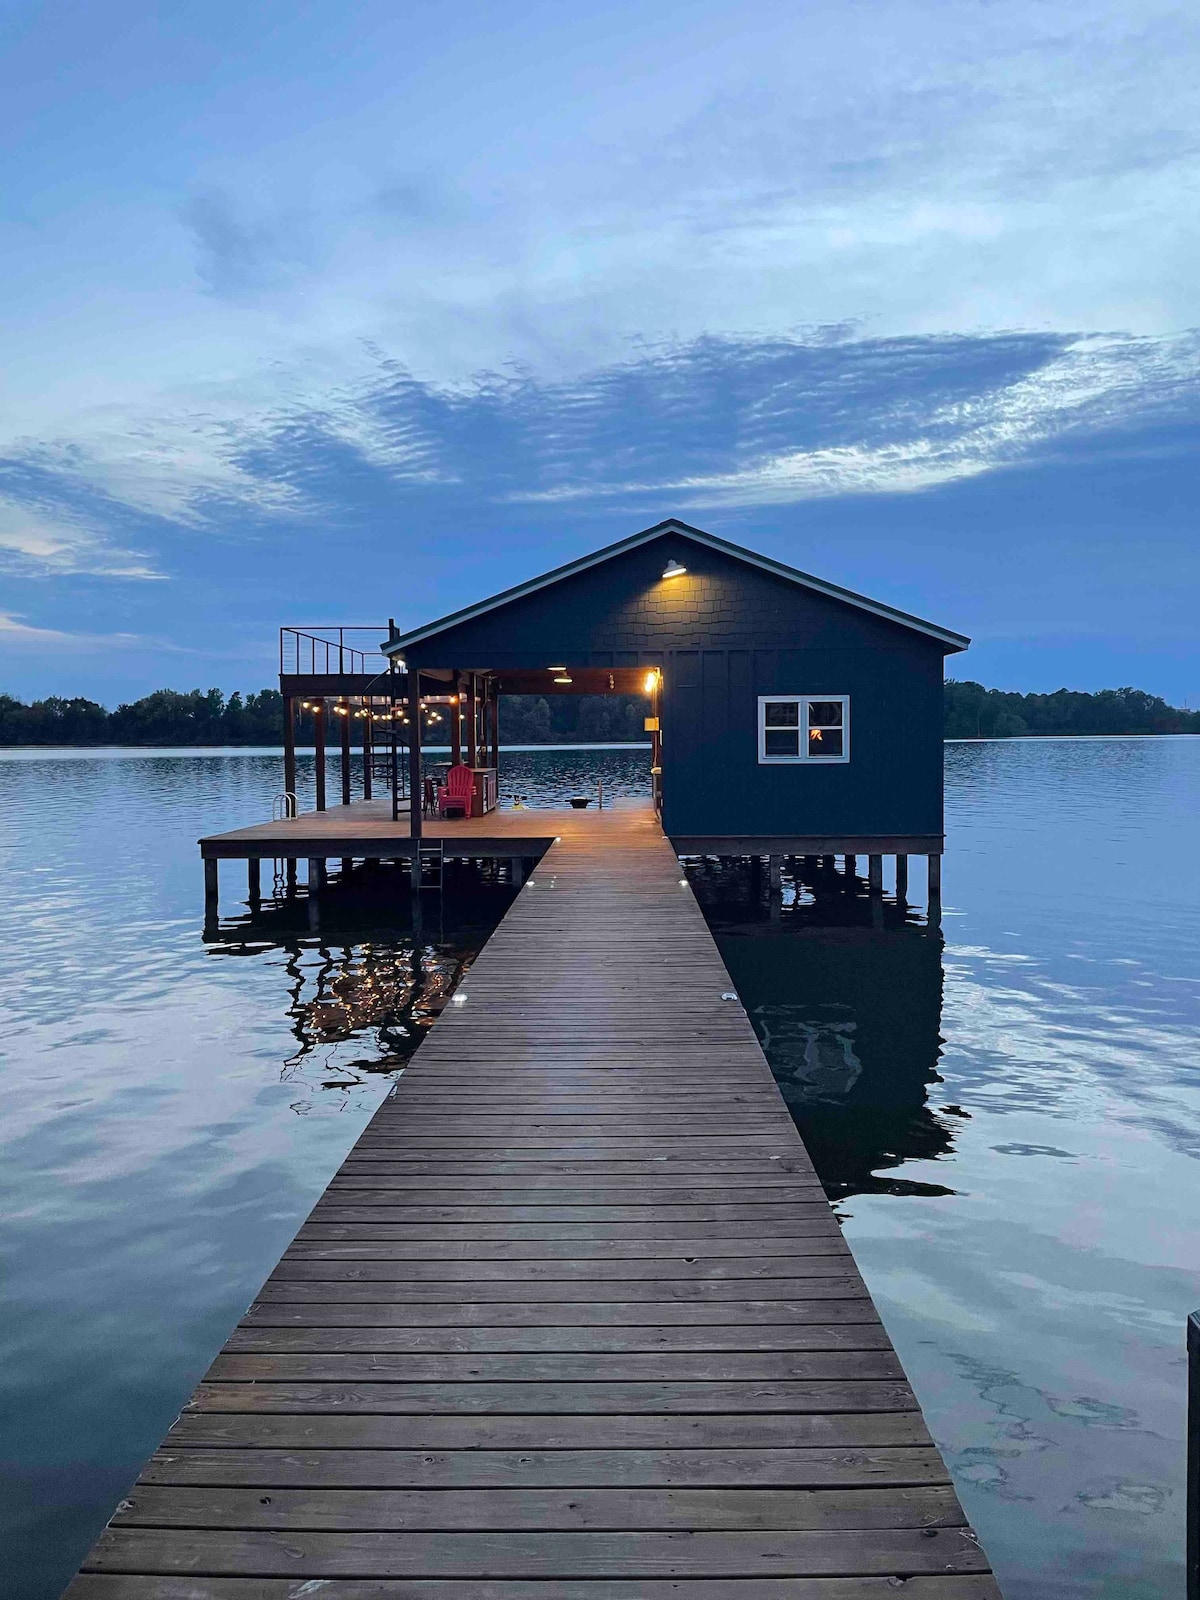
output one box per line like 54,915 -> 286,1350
643,670 -> 660,695
553,674 -> 573,684
662,558 -> 687,578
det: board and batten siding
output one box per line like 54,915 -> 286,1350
404,533 -> 950,841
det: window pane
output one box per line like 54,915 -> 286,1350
808,700 -> 843,727
808,727 -> 843,756
764,728 -> 800,757
764,701 -> 799,728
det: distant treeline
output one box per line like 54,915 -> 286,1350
942,681 -> 1199,738
0,681 -> 1195,747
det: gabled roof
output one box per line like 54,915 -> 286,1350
384,519 -> 970,654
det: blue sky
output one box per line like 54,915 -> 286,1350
1,0 -> 1196,704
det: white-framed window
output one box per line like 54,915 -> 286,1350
758,694 -> 850,763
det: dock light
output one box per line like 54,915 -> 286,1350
548,665 -> 566,672
643,670 -> 659,695
553,675 -> 573,684
662,558 -> 687,579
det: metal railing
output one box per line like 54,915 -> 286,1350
280,625 -> 391,677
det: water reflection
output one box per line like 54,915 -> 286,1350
686,856 -> 957,1199
202,862 -> 519,1102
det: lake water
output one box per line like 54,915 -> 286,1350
1,739 -> 1197,1598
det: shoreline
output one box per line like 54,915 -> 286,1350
0,732 -> 1195,757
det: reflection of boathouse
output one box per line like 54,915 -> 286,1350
689,855 -> 955,1199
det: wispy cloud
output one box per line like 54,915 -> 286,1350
1,329 -> 1197,552
0,495 -> 165,580
0,612 -> 146,650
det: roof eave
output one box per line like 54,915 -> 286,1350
383,519 -> 970,655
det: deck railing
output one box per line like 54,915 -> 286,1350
280,625 -> 391,677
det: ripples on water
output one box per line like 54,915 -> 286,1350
690,737 -> 1200,1599
0,739 -> 1197,1598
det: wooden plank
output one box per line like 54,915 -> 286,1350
225,1323 -> 890,1354
295,1221 -> 843,1241
240,1298 -> 878,1328
253,1277 -> 870,1301
307,1205 -> 837,1223
67,1577 -> 1003,1599
65,804 -> 996,1594
205,1350 -> 905,1382
266,1255 -> 855,1282
283,1235 -> 848,1259
187,1379 -> 920,1413
111,1483 -> 964,1530
137,1444 -> 953,1489
164,1411 -> 938,1451
81,1526 -> 992,1577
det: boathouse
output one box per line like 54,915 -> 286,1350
389,519 -> 968,856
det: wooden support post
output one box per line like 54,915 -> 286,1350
820,854 -> 834,871
285,859 -> 297,896
1188,1309 -> 1199,1600
247,858 -> 261,903
308,858 -> 327,892
488,681 -> 499,774
362,706 -> 372,801
314,704 -> 326,812
466,674 -> 478,768
408,672 -> 423,893
203,857 -> 218,918
868,854 -> 883,894
928,853 -> 942,925
340,703 -> 352,806
390,669 -> 401,823
511,857 -> 525,887
844,854 -> 857,877
802,854 -> 818,877
451,671 -> 462,766
768,855 -> 782,892
283,696 -> 296,809
896,854 -> 909,901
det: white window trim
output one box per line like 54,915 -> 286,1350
758,694 -> 850,764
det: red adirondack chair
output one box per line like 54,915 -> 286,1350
437,763 -> 475,818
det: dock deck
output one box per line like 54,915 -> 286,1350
199,797 -> 558,862
69,803 -> 997,1597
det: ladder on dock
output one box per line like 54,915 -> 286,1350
417,838 -> 444,891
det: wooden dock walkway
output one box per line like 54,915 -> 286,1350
67,803 -> 999,1598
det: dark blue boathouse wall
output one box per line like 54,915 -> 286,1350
403,532 -> 955,841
